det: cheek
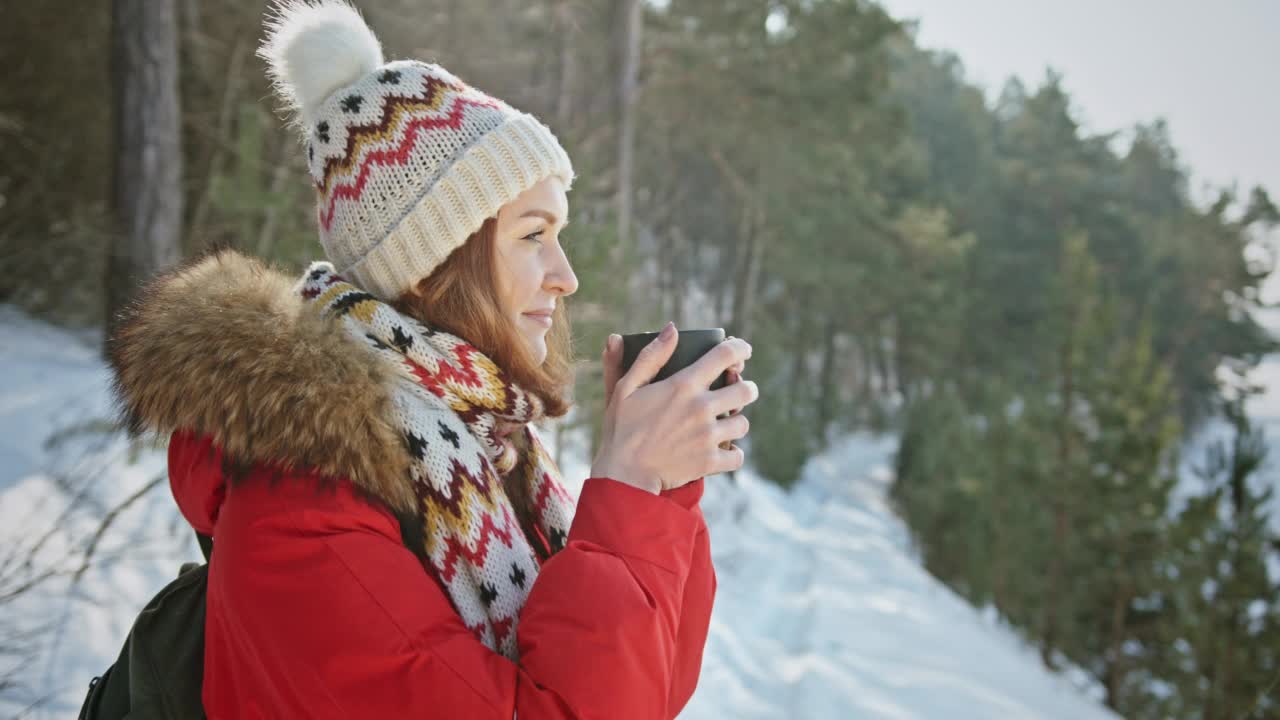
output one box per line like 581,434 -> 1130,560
511,262 -> 543,307
496,243 -> 548,314
495,247 -> 528,308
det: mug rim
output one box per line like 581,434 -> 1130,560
619,327 -> 724,339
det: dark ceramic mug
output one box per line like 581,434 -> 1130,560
619,327 -> 737,450
619,327 -> 731,392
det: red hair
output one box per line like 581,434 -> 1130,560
392,216 -> 576,416
392,216 -> 577,555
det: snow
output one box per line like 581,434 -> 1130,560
0,307 -> 198,718
673,435 -> 1119,719
0,305 -> 1118,718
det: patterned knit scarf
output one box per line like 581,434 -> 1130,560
297,261 -> 576,661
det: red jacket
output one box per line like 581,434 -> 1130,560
169,429 -> 716,719
107,250 -> 716,717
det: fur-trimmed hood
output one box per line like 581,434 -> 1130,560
107,248 -> 417,514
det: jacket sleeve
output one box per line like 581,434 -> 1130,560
515,477 -> 711,719
658,480 -> 717,717
211,467 -> 712,719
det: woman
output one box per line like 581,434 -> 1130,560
106,1 -> 758,718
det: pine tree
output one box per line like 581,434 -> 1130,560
1140,396 -> 1280,719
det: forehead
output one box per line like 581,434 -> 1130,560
503,177 -> 569,223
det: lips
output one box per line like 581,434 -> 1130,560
523,311 -> 553,327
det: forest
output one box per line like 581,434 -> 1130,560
3,1 -> 1277,717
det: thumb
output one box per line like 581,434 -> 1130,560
613,322 -> 678,401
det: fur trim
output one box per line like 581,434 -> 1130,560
259,0 -> 385,129
107,247 -> 417,514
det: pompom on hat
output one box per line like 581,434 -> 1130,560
258,0 -> 576,300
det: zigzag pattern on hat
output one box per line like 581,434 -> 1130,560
262,0 -> 575,302
309,63 -> 507,232
315,72 -> 471,190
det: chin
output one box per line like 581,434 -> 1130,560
531,343 -> 548,365
516,331 -> 544,361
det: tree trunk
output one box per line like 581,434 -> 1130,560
992,429 -> 1011,614
734,203 -> 765,341
725,201 -> 751,331
854,335 -> 873,406
873,330 -> 892,397
785,297 -> 811,426
189,36 -> 248,245
1041,321 -> 1075,669
816,314 -> 838,438
179,0 -> 208,80
105,0 -> 183,346
893,315 -> 910,401
1104,570 -> 1133,709
553,0 -> 576,130
255,159 -> 292,258
707,146 -> 763,340
670,225 -> 687,326
612,0 -> 642,330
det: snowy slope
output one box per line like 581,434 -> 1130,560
0,307 -> 200,718
676,435 -> 1120,720
0,306 -> 1118,718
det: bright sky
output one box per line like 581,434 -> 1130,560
876,0 -> 1280,307
877,0 -> 1278,207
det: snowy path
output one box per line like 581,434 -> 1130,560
681,435 -> 1121,720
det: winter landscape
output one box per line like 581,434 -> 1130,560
3,304 -> 1125,718
5,1 -> 1278,717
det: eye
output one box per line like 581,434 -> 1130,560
522,229 -> 544,245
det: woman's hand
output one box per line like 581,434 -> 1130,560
592,322 -> 758,494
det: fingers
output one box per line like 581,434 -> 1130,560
724,368 -> 741,415
677,337 -> 752,390
707,441 -> 746,476
713,410 -> 750,445
708,378 -> 759,418
712,360 -> 753,455
601,333 -> 622,408
726,336 -> 745,374
613,321 -> 679,401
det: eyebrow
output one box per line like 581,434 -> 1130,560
520,209 -> 570,228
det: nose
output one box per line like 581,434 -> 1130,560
545,244 -> 578,297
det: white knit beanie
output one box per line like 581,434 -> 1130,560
259,0 -> 576,301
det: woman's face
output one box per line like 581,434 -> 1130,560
493,176 -> 578,365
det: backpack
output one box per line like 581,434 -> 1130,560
79,510 -> 427,719
77,533 -> 213,719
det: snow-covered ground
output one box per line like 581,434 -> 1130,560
0,307 -> 199,718
1,306 -> 1120,718
679,436 -> 1119,720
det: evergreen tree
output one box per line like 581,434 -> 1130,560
1138,396 -> 1280,719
